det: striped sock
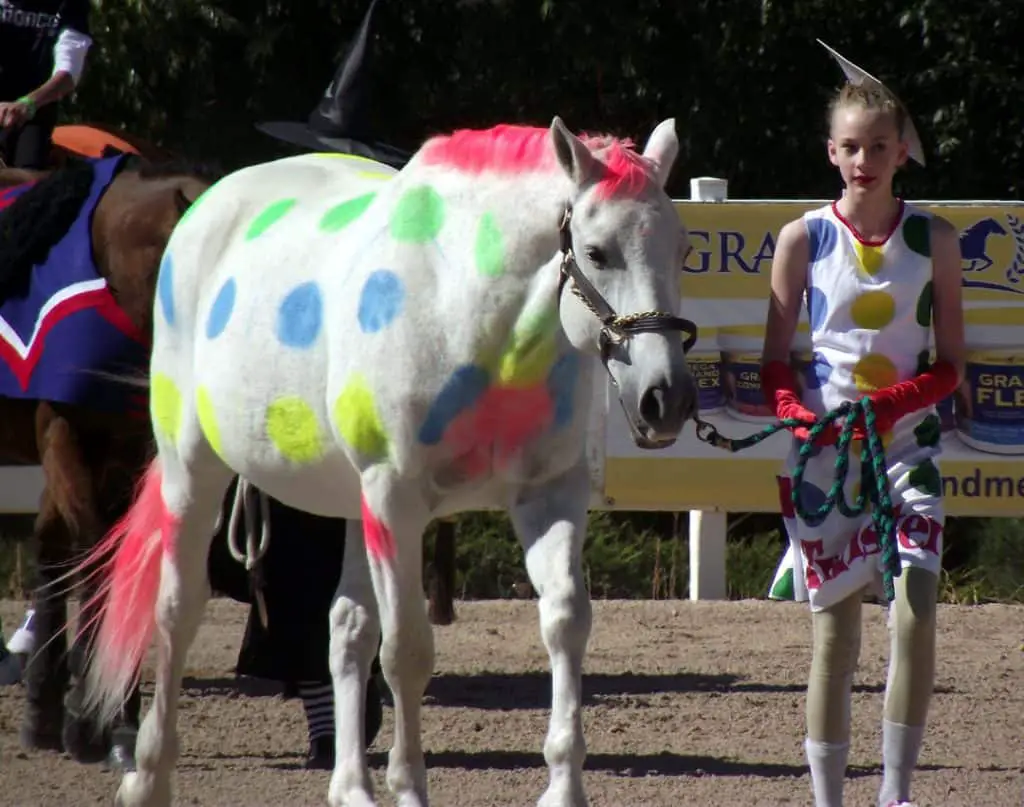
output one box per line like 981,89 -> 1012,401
298,681 -> 335,742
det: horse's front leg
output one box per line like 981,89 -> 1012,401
509,460 -> 593,807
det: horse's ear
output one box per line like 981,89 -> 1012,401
641,118 -> 679,188
550,116 -> 600,187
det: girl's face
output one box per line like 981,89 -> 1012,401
827,105 -> 908,196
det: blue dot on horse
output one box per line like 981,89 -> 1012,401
358,269 -> 405,334
417,365 -> 491,445
807,217 -> 837,263
807,286 -> 828,332
547,353 -> 580,430
206,277 -> 237,340
276,281 -> 324,348
157,253 -> 175,326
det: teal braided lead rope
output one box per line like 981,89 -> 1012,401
693,397 -> 901,601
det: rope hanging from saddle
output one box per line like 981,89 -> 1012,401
226,477 -> 271,629
693,397 -> 901,602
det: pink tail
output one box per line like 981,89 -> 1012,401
74,459 -> 179,725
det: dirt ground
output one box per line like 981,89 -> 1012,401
0,598 -> 1021,807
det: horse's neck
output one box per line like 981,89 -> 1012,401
398,167 -> 575,365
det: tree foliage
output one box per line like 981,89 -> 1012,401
67,0 -> 1022,198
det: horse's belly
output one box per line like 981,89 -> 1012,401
228,454 -> 363,519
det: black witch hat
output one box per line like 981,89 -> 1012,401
255,0 -> 412,169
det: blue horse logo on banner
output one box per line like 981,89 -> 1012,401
958,214 -> 1024,293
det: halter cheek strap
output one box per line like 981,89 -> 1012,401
555,202 -> 699,370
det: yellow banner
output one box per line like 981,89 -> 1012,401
602,201 -> 1024,517
676,201 -> 1024,303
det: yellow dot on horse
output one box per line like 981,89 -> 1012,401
497,306 -> 559,387
333,374 -> 389,460
854,242 -> 884,276
850,290 -> 896,330
151,373 -> 182,443
196,386 -> 223,458
265,397 -> 324,462
853,353 -> 898,393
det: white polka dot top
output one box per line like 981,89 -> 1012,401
800,200 -> 936,442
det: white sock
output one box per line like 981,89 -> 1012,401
878,720 -> 925,806
805,738 -> 849,807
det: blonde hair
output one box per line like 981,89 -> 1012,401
828,82 -> 907,138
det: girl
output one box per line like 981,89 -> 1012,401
760,51 -> 965,807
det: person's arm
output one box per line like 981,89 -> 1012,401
24,27 -> 93,111
760,219 -> 837,443
1,22 -> 92,129
762,219 -> 809,367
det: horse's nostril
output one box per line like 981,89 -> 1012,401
639,385 -> 667,426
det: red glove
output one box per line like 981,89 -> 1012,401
760,360 -> 840,446
867,359 -> 959,426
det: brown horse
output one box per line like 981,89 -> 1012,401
0,133 -> 218,767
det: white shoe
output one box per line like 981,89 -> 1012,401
7,608 -> 36,656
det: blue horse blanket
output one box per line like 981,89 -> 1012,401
0,155 -> 149,415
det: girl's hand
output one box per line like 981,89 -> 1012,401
0,100 -> 33,130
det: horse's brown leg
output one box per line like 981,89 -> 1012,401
83,442 -> 152,773
19,487 -> 71,752
21,404 -> 110,762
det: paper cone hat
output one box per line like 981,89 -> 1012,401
817,38 -> 925,167
256,0 -> 412,169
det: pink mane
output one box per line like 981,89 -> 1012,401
418,124 -> 655,199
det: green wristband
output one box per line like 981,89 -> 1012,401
16,96 -> 37,120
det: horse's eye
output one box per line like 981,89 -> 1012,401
585,246 -> 607,266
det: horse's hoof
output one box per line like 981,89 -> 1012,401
0,649 -> 23,686
18,720 -> 64,753
115,771 -> 171,807
537,786 -> 588,807
62,713 -> 109,765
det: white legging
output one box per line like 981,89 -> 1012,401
807,566 -> 938,742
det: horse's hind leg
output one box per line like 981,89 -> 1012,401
328,518 -> 381,807
30,404 -> 137,763
113,452 -> 231,807
20,488 -> 71,753
361,468 -> 433,807
509,461 -> 593,807
66,569 -> 144,769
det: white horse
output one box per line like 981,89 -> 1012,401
71,116 -> 699,807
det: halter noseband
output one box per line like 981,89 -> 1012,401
555,203 -> 699,379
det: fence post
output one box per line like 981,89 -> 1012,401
686,177 -> 729,601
